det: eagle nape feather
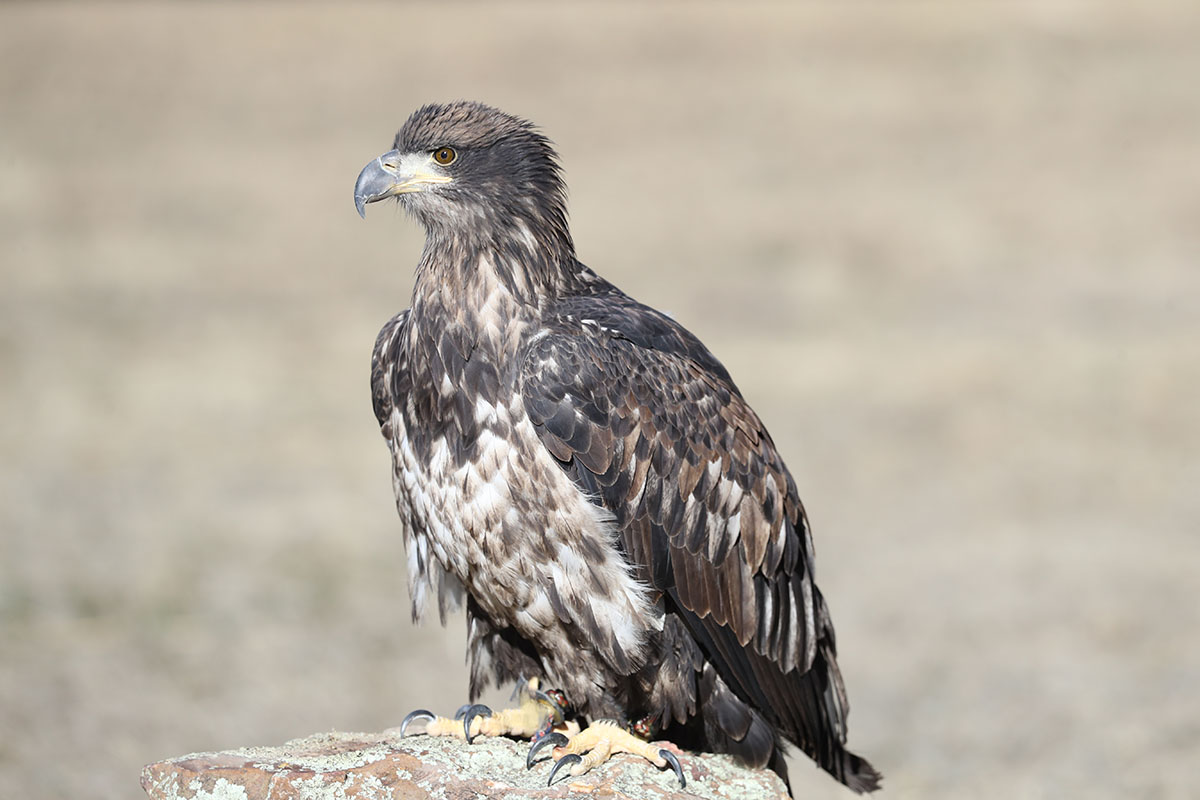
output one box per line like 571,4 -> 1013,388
358,100 -> 881,794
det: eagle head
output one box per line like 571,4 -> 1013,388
354,101 -> 570,251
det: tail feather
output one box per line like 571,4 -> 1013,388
838,748 -> 883,794
697,658 -> 882,794
668,589 -> 882,793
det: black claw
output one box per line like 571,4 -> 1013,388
547,753 -> 582,786
453,703 -> 473,720
660,749 -> 686,789
461,703 -> 493,743
399,709 -> 435,737
526,732 -> 569,770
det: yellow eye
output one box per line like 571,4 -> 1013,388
433,147 -> 457,165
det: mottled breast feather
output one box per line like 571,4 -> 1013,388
372,283 -> 659,695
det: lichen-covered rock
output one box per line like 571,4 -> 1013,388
140,729 -> 789,800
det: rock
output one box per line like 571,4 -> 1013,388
140,729 -> 790,800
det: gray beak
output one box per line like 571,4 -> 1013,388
354,149 -> 403,219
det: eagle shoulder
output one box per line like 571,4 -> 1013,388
371,310 -> 410,433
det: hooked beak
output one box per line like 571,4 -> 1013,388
354,149 -> 452,218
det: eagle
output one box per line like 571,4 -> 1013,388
355,101 -> 880,794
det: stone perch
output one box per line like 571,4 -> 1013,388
141,729 -> 791,800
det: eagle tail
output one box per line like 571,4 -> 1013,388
696,646 -> 882,794
836,746 -> 884,793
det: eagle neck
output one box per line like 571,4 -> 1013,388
405,234 -> 558,384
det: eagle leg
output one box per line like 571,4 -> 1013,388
529,719 -> 686,789
397,678 -> 574,742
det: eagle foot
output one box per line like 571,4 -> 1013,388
527,719 -> 686,789
398,678 -> 574,743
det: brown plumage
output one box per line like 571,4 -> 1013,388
359,101 -> 881,793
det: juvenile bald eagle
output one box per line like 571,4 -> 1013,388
356,101 -> 880,794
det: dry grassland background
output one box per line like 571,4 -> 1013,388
2,2 -> 1198,798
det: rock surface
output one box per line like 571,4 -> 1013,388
140,730 -> 790,800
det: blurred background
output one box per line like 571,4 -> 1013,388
2,2 -> 1197,798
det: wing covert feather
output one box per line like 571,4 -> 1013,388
518,294 -> 822,684
516,290 -> 873,786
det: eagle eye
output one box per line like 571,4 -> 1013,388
433,147 -> 457,166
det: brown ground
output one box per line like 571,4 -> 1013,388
2,3 -> 1197,799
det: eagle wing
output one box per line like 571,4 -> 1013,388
373,309 -> 469,626
520,285 -> 863,781
371,310 -> 408,432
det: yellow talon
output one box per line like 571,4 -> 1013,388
541,720 -> 686,788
